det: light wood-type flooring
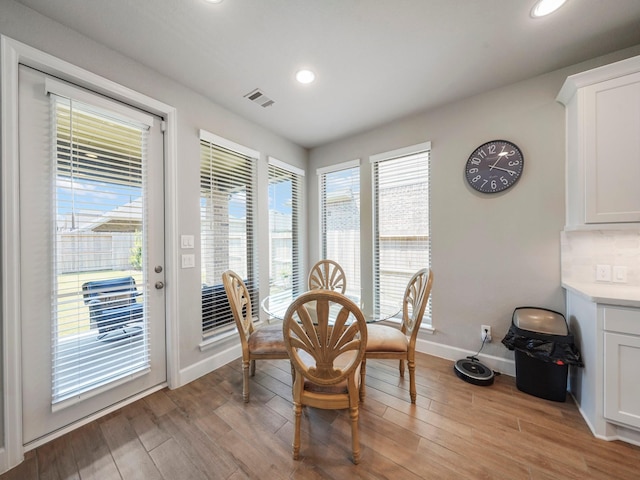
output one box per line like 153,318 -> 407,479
2,352 -> 640,479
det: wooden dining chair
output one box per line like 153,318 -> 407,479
222,270 -> 289,402
308,259 -> 347,293
283,289 -> 368,464
360,268 -> 433,404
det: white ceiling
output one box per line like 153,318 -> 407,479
15,0 -> 640,148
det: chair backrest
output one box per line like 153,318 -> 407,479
222,270 -> 254,342
401,268 -> 434,340
283,289 -> 366,386
82,276 -> 139,309
308,259 -> 347,294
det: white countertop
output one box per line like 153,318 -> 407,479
562,280 -> 640,308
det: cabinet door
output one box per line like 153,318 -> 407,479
604,331 -> 640,428
584,72 -> 640,223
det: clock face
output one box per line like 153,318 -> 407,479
465,140 -> 524,194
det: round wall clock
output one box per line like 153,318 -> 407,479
465,140 -> 524,194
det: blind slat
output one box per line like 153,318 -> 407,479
200,135 -> 259,336
320,165 -> 360,299
51,94 -> 150,404
373,148 -> 431,323
268,162 -> 303,300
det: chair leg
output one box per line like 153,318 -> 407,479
359,358 -> 367,402
399,359 -> 405,378
350,404 -> 361,464
242,360 -> 250,403
292,401 -> 302,460
408,359 -> 416,404
250,359 -> 256,377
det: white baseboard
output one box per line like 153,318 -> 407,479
176,344 -> 241,387
416,338 -> 516,377
177,338 -> 517,388
569,392 -> 640,447
178,338 -> 516,389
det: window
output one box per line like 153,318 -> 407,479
49,81 -> 153,404
268,158 -> 304,304
372,143 -> 431,325
200,131 -> 259,336
318,160 -> 360,299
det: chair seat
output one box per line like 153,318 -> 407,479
366,324 -> 408,352
248,324 -> 288,355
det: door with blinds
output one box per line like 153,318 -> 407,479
19,66 -> 167,445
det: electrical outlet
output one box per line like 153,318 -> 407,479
481,325 -> 492,342
596,264 -> 612,282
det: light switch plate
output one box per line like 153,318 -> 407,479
613,266 -> 628,283
180,234 -> 194,249
181,254 -> 195,268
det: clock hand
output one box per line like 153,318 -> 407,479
490,165 -> 516,175
488,157 -> 502,170
488,151 -> 509,170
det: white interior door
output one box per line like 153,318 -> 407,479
19,65 -> 167,445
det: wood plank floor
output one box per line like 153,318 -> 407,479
3,352 -> 640,479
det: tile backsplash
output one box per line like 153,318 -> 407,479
561,229 -> 640,286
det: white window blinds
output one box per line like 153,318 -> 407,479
372,145 -> 431,324
319,161 -> 360,299
50,91 -> 151,405
268,158 -> 304,305
200,131 -> 259,335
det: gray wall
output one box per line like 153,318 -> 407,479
307,45 -> 640,366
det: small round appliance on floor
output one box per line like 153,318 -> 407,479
454,357 -> 495,386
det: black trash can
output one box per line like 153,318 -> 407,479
502,307 -> 583,402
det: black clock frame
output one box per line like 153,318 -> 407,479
465,140 -> 524,194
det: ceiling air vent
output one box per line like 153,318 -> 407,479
244,88 -> 275,108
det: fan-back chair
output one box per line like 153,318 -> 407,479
283,289 -> 367,464
360,268 -> 433,404
308,259 -> 346,293
222,270 -> 289,402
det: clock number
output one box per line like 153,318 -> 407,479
470,157 -> 481,166
500,176 -> 508,185
488,144 -> 496,154
481,180 -> 488,188
477,149 -> 487,159
468,168 -> 478,174
491,180 -> 497,190
508,160 -> 520,166
472,175 -> 481,182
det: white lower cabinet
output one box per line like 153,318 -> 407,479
603,306 -> 640,429
566,291 -> 640,445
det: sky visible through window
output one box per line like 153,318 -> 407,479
56,177 -> 141,229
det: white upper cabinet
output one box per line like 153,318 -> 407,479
557,56 -> 640,228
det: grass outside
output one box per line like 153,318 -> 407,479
58,270 -> 143,337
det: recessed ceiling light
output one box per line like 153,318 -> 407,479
296,69 -> 316,84
204,0 -> 224,4
531,0 -> 567,18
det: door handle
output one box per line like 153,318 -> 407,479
155,281 -> 165,290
